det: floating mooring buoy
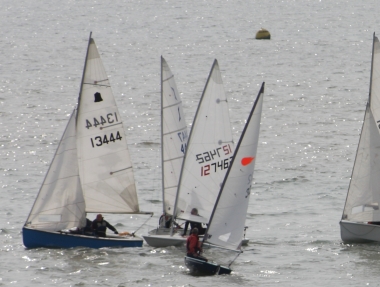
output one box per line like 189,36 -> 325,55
256,28 -> 271,40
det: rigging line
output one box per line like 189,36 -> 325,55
162,74 -> 174,82
99,122 -> 122,130
163,126 -> 187,136
110,166 -> 132,175
228,250 -> 243,268
163,100 -> 183,110
132,212 -> 154,236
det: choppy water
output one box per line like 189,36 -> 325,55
2,0 -> 380,286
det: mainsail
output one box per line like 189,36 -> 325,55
25,110 -> 86,231
205,83 -> 264,250
161,57 -> 188,215
342,35 -> 380,222
76,35 -> 139,214
174,60 -> 234,223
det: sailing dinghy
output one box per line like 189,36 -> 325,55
22,33 -> 152,249
144,59 -> 236,247
144,60 -> 234,247
340,33 -> 380,242
185,82 -> 265,275
142,57 -> 189,247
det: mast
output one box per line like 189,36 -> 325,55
76,32 -> 92,123
160,56 -> 166,215
369,32 -> 376,107
201,82 -> 265,249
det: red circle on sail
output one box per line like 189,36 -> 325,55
241,157 -> 254,166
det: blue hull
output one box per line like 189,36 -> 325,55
184,256 -> 231,275
22,227 -> 143,249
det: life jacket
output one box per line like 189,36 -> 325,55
95,221 -> 107,234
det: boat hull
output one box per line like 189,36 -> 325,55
143,233 -> 186,247
144,228 -> 249,248
340,220 -> 380,242
22,227 -> 143,249
184,256 -> 231,275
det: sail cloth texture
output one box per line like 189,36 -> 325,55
343,36 -> 380,222
26,111 -> 86,231
175,60 -> 234,223
205,83 -> 264,250
161,57 -> 188,216
343,104 -> 380,222
76,38 -> 139,213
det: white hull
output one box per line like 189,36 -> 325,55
143,229 -> 250,248
340,220 -> 380,242
143,233 -> 186,247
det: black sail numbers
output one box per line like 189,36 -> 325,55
86,91 -> 122,148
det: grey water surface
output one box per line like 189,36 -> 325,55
1,0 -> 380,286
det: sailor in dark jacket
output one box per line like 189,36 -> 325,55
92,214 -> 118,237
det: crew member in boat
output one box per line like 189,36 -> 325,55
159,213 -> 172,228
159,213 -> 182,229
92,214 -> 119,237
186,227 -> 207,262
182,208 -> 206,236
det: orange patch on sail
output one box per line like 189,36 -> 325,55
241,157 -> 255,166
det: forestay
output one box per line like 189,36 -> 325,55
205,83 -> 264,250
175,60 -> 234,223
25,111 -> 86,231
76,38 -> 139,214
342,35 -> 380,222
161,56 -> 188,216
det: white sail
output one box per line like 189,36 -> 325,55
175,60 -> 234,223
25,110 -> 86,231
76,37 -> 139,214
161,57 -> 188,215
369,36 -> 380,126
342,35 -> 380,222
205,83 -> 264,250
342,104 -> 380,221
